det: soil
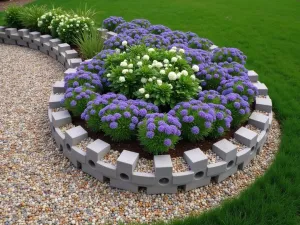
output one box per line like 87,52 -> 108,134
0,0 -> 34,11
72,116 -> 245,160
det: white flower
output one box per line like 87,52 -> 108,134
168,84 -> 173,89
129,69 -> 133,73
107,73 -> 111,77
153,60 -> 158,64
142,55 -> 149,60
128,64 -> 133,68
148,78 -> 153,82
176,55 -> 182,59
160,70 -> 166,75
198,86 -> 202,91
122,40 -> 128,46
115,48 -> 121,54
192,65 -> 199,72
164,64 -> 168,68
181,70 -> 188,76
163,59 -> 169,64
179,48 -> 185,53
157,80 -> 162,86
139,88 -> 145,94
137,61 -> 143,67
171,46 -> 177,50
169,49 -> 176,53
136,56 -> 140,59
141,78 -> 147,83
119,76 -> 126,82
122,69 -> 128,74
152,76 -> 156,80
120,61 -> 128,67
191,75 -> 196,80
155,62 -> 163,68
145,94 -> 150,99
148,48 -> 155,52
148,65 -> 153,69
168,72 -> 177,81
177,72 -> 182,79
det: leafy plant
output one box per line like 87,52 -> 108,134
37,8 -> 63,34
69,3 -> 97,18
49,14 -> 70,38
19,5 -> 47,31
4,5 -> 23,29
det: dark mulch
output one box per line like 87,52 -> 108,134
0,0 -> 34,11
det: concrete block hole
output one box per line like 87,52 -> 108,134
194,171 -> 204,180
250,146 -> 255,155
88,160 -> 96,168
227,160 -> 234,169
159,177 -> 170,186
103,176 -> 110,183
138,186 -> 147,193
66,143 -> 71,151
120,173 -> 129,181
59,145 -> 63,152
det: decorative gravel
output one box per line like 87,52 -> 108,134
0,44 -> 281,225
245,124 -> 262,134
254,110 -> 269,116
257,95 -> 268,98
206,149 -> 223,164
229,138 -> 248,152
76,138 -> 94,152
100,150 -> 120,165
134,158 -> 154,173
172,157 -> 190,172
59,123 -> 76,134
52,107 -> 66,112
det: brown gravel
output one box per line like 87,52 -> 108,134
0,44 -> 281,225
245,124 -> 262,134
206,149 -> 223,164
59,123 -> 75,134
76,138 -> 94,152
229,138 -> 247,152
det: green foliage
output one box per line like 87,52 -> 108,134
4,5 -> 23,29
19,5 -> 47,30
74,27 -> 103,60
49,14 -> 70,38
37,8 -> 63,34
69,3 -> 97,18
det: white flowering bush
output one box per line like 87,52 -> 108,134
37,8 -> 63,34
57,15 -> 94,43
50,14 -> 71,38
103,45 -> 201,108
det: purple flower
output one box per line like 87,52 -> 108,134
146,131 -> 155,139
102,16 -> 126,31
110,122 -> 118,129
70,100 -> 77,106
191,126 -> 199,134
164,139 -> 172,147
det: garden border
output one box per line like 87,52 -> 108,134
0,26 -> 273,194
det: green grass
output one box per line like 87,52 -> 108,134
1,0 -> 300,224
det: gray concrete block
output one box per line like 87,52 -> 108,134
238,148 -> 257,170
53,80 -> 65,93
5,28 -> 17,35
4,39 -> 16,45
0,31 -> 7,39
49,94 -> 64,109
86,139 -> 110,165
147,186 -> 177,194
48,107 -> 52,122
58,52 -> 66,65
49,50 -> 57,60
97,161 -> 117,178
116,150 -> 139,181
215,165 -> 238,183
207,161 -> 227,176
184,148 -> 208,171
22,35 -> 30,42
51,110 -> 71,127
40,34 -> 52,43
33,38 -> 42,46
209,45 -> 218,50
236,147 -> 251,165
67,58 -> 82,68
82,163 -> 104,181
0,26 -> 5,32
10,33 -> 21,40
107,31 -> 117,38
184,177 -> 211,191
39,46 -> 49,55
28,43 -> 39,50
248,70 -> 258,82
29,31 -> 40,39
52,46 -> 59,55
65,49 -> 78,59
98,28 -> 108,37
212,139 -> 237,162
249,112 -> 269,130
18,29 -> 29,37
43,42 -> 51,51
255,97 -> 272,113
253,82 -> 268,95
53,128 -> 65,151
17,40 -> 28,47
256,130 -> 267,154
234,127 -> 258,148
64,68 -> 77,76
132,172 -> 155,186
154,155 -> 173,186
0,38 -> 3,43
172,171 -> 194,185
71,146 -> 86,164
65,126 -> 88,148
58,43 -> 71,53
49,38 -> 61,47
110,178 -> 138,193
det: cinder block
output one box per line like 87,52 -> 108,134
22,35 -> 31,42
147,186 -> 177,194
33,38 -> 42,46
67,58 -> 82,68
256,130 -> 267,154
184,148 -> 208,170
18,29 -> 29,37
10,33 -> 21,40
29,31 -> 40,41
97,28 -> 108,37
39,46 -> 49,55
42,42 -> 51,51
53,128 -> 65,151
53,80 -> 65,93
64,68 -> 77,76
65,49 -> 78,59
65,126 -> 88,147
4,39 -> 16,45
253,82 -> 268,95
238,148 -> 257,170
86,139 -> 110,165
234,127 -> 258,148
0,38 -> 3,43
5,28 -> 17,35
172,171 -> 194,185
49,38 -> 61,47
58,43 -> 71,54
214,165 -> 238,183
154,155 -> 173,186
212,139 -> 237,162
248,70 -> 258,82
71,146 -> 86,164
249,112 -> 269,130
40,34 -> 52,43
58,52 -> 66,65
52,46 -> 59,55
28,43 -> 39,50
49,94 -> 64,109
51,110 -> 71,127
82,163 -> 104,181
236,147 -> 251,165
207,161 -> 227,176
107,31 -> 117,38
17,40 -> 28,47
110,178 -> 138,193
0,31 -> 7,39
209,45 -> 218,50
269,111 -> 273,127
184,177 -> 211,191
0,26 -> 5,32
48,107 -> 52,122
255,97 -> 272,113
97,161 -> 117,178
116,150 -> 139,181
49,50 -> 57,60
132,172 -> 155,186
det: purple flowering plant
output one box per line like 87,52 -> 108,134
198,90 -> 227,105
141,34 -> 170,49
102,16 -> 126,31
147,24 -> 171,35
104,33 -> 137,50
161,31 -> 188,45
131,19 -> 151,28
64,70 -> 103,91
211,47 -> 247,65
218,62 -> 248,78
185,31 -> 199,41
138,113 -> 181,154
114,22 -> 141,33
188,37 -> 214,51
184,48 -> 212,65
123,28 -> 149,41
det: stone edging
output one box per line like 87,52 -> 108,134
0,26 -> 273,194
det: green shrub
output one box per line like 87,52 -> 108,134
74,27 -> 104,59
49,14 -> 70,38
4,5 -> 23,29
19,5 -> 47,31
37,8 -> 63,34
69,4 -> 97,18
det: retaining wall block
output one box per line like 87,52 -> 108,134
253,82 -> 268,95
48,107 -> 52,122
212,139 -> 237,162
53,80 -> 65,93
49,38 -> 62,47
116,150 -> 139,181
0,26 -> 5,32
234,127 -> 258,148
0,38 -> 3,43
255,97 -> 272,113
48,93 -> 64,109
98,28 -> 108,37
29,31 -> 40,42
40,34 -> 52,44
249,112 -> 269,130
58,52 -> 66,65
67,58 -> 82,68
4,39 -> 16,45
42,42 -> 51,51
97,161 -> 117,178
154,155 -> 173,186
49,50 -> 57,60
58,43 -> 71,54
65,49 -> 78,59
107,31 -> 117,38
17,40 -> 28,47
214,165 -> 238,183
33,38 -> 42,47
0,31 -> 7,39
65,126 -> 88,148
146,185 -> 177,194
238,148 -> 257,170
5,28 -> 17,35
86,139 -> 110,165
51,110 -> 71,128
18,29 -> 29,37
64,68 -> 76,76
184,176 -> 211,191
248,70 -> 258,82
110,178 -> 139,193
54,127 -> 65,151
10,33 -> 21,40
52,46 -> 59,55
209,45 -> 218,50
269,111 -> 273,127
207,161 -> 227,176
28,43 -> 39,50
256,130 -> 267,154
184,148 -> 208,171
172,171 -> 194,185
22,35 -> 30,42
236,147 -> 251,166
71,146 -> 86,165
39,45 -> 49,55
82,163 -> 104,181
132,172 -> 155,186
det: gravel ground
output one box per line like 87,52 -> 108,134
0,44 -> 281,225
206,149 -> 223,164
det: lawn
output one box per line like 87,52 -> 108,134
1,0 -> 300,224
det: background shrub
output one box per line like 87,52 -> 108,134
19,5 -> 47,30
4,5 -> 23,29
37,8 -> 63,34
